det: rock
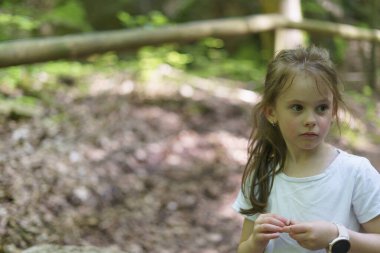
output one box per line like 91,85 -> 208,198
21,244 -> 126,253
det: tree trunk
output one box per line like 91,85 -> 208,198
259,0 -> 280,59
275,0 -> 305,51
368,0 -> 378,91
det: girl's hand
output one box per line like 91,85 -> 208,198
248,213 -> 289,251
282,220 -> 338,250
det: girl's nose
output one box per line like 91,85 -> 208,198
305,121 -> 316,127
304,112 -> 317,127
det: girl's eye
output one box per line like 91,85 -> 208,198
290,104 -> 303,112
316,104 -> 330,113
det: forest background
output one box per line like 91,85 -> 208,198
0,0 -> 379,253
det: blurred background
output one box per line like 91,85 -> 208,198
0,0 -> 379,253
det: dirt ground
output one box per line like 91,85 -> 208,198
0,71 -> 379,253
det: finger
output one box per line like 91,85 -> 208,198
288,231 -> 308,241
260,217 -> 288,227
288,224 -> 309,234
269,214 -> 290,225
256,223 -> 283,233
259,213 -> 289,227
257,233 -> 281,241
281,226 -> 291,233
279,219 -> 300,233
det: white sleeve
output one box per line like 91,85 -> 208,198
352,158 -> 380,223
232,189 -> 259,221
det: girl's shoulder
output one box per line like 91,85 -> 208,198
334,148 -> 378,176
336,149 -> 372,165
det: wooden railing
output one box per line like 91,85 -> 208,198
0,14 -> 379,67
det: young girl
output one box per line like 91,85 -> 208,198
232,46 -> 380,253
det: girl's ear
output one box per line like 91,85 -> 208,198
264,106 -> 277,125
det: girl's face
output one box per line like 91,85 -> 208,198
266,72 -> 334,154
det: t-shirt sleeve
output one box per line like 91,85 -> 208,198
352,158 -> 380,224
232,189 -> 259,221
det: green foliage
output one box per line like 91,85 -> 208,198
41,0 -> 91,32
345,87 -> 380,143
302,1 -> 329,19
357,87 -> 380,128
332,37 -> 348,64
131,37 -> 265,84
184,38 -> 265,83
0,95 -> 41,119
136,44 -> 192,81
117,11 -> 170,28
340,126 -> 360,146
0,60 -> 93,108
0,14 -> 38,31
331,85 -> 380,149
0,0 -> 92,40
0,13 -> 40,40
87,52 -> 123,70
32,61 -> 92,77
0,67 -> 24,91
0,65 -> 44,119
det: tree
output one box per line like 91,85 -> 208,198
259,0 -> 305,56
368,0 -> 378,91
275,0 -> 305,51
258,0 -> 279,59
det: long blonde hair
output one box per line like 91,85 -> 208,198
240,46 -> 345,216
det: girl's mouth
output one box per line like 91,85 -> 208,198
300,132 -> 318,137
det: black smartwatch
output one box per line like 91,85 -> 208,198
328,223 -> 351,253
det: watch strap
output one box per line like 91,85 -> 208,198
328,223 -> 350,253
335,223 -> 349,239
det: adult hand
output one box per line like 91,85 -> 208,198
282,220 -> 338,250
248,213 -> 290,251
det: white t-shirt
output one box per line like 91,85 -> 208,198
232,149 -> 380,253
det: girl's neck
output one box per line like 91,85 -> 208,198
283,143 -> 338,178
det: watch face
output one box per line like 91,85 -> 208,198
332,239 -> 351,253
